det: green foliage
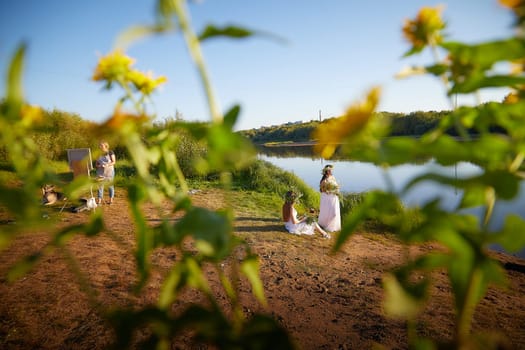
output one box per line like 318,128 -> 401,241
0,2 -> 293,348
0,104 -> 99,162
240,111 -> 458,144
30,109 -> 98,161
323,3 -> 525,349
231,159 -> 319,209
3,1 -> 524,349
239,120 -> 319,144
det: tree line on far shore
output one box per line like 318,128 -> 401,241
239,109 -> 506,144
0,106 -> 505,165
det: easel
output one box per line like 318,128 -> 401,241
67,148 -> 96,212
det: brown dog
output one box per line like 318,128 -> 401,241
41,185 -> 66,205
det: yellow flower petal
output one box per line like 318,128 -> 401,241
100,107 -> 150,131
92,50 -> 135,82
127,70 -> 168,95
312,87 -> 381,159
499,0 -> 521,9
20,104 -> 43,126
402,5 -> 446,50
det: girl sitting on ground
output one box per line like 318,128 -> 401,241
282,190 -> 330,239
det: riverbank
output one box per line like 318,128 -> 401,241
1,188 -> 524,349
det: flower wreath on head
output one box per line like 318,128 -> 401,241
322,164 -> 333,175
284,190 -> 302,204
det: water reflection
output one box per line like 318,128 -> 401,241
258,145 -> 525,258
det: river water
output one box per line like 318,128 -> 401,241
258,146 -> 525,259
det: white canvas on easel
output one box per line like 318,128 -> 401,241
66,148 -> 97,211
67,148 -> 93,178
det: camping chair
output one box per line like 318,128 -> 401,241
66,148 -> 97,212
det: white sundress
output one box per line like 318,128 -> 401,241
318,177 -> 341,232
284,207 -> 316,235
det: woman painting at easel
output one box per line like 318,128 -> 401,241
95,141 -> 116,205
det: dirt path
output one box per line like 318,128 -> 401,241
1,189 -> 524,349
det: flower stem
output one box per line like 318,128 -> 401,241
173,0 -> 222,124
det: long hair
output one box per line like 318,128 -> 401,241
320,165 -> 333,188
282,202 -> 292,222
283,190 -> 297,222
320,173 -> 328,185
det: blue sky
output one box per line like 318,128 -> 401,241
0,0 -> 516,131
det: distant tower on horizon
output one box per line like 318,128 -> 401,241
319,110 -> 322,121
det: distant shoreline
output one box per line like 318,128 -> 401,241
259,141 -> 316,147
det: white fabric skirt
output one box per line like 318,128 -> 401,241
318,193 -> 341,232
284,220 -> 315,235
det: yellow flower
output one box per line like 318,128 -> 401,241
402,5 -> 446,52
92,50 -> 135,83
499,0 -> 525,28
499,0 -> 521,8
312,87 -> 381,159
127,70 -> 167,95
503,92 -> 520,104
100,106 -> 150,131
20,103 -> 43,127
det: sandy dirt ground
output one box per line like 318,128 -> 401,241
1,188 -> 524,349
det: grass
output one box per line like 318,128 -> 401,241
2,158 -> 417,236
228,190 -> 282,218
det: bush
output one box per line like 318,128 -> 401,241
231,159 -> 319,209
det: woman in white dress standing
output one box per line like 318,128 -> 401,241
282,191 -> 330,238
318,164 -> 341,232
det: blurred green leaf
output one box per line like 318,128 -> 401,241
241,254 -> 266,306
404,169 -> 520,211
115,24 -> 174,50
443,39 -> 525,69
334,197 -> 370,252
412,252 -> 451,271
460,187 -> 486,208
128,183 -> 151,288
451,74 -> 525,94
173,192 -> 192,211
172,304 -> 232,343
402,45 -> 424,58
223,104 -> 240,130
378,137 -> 420,165
196,123 -> 256,173
158,256 -> 211,309
109,307 -> 171,349
403,201 -> 480,245
7,43 -> 25,103
239,314 -> 295,349
84,213 -> 105,236
185,256 -> 212,291
334,191 -> 403,251
52,216 -> 104,246
158,260 -> 185,309
442,38 -> 525,96
153,220 -> 179,247
0,185 -> 42,223
156,0 -> 178,26
383,273 -> 425,319
423,63 -> 448,76
494,214 -> 525,252
198,24 -> 287,46
448,252 -> 476,313
199,24 -> 253,41
7,252 -> 42,282
174,207 -> 234,260
478,258 -> 508,294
